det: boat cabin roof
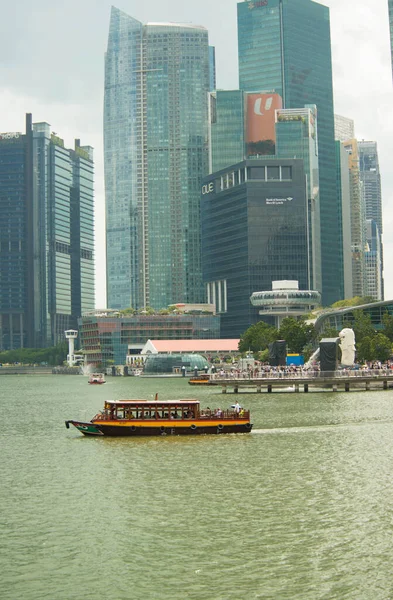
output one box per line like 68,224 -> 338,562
105,399 -> 199,406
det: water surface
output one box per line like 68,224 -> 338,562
1,375 -> 393,599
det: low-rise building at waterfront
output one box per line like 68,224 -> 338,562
79,308 -> 220,367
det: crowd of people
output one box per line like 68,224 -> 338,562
210,361 -> 393,380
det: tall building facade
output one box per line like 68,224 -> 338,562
343,139 -> 367,298
389,0 -> 393,77
0,115 -> 94,350
201,159 -> 310,337
275,105 -> 321,293
365,220 -> 383,300
104,8 -> 210,311
335,141 -> 353,299
334,114 -> 355,142
358,141 -> 384,299
209,90 -> 283,173
237,0 -> 342,306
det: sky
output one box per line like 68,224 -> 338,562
1,0 -> 392,307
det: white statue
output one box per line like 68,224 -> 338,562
339,328 -> 356,366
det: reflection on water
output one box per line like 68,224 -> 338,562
1,375 -> 393,599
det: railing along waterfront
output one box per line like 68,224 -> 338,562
211,369 -> 393,381
210,369 -> 393,393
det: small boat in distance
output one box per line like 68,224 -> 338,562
188,374 -> 214,385
88,373 -> 106,385
65,397 -> 252,436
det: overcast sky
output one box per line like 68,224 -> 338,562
1,0 -> 392,307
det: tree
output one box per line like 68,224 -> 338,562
239,321 -> 278,354
356,336 -> 373,363
382,312 -> 393,342
370,334 -> 392,363
351,310 -> 375,344
278,317 -> 316,354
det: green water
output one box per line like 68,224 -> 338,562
1,375 -> 393,600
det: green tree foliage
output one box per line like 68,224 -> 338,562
356,336 -> 373,363
119,307 -> 136,315
382,312 -> 393,342
0,342 -> 68,366
321,327 -> 339,339
351,310 -> 375,344
278,317 -> 316,354
239,321 -> 278,353
370,334 -> 392,363
331,296 -> 377,309
246,139 -> 275,156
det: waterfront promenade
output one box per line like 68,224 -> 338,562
210,369 -> 393,393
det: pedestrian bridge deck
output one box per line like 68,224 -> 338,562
210,370 -> 393,393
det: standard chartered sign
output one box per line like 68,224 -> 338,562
202,182 -> 214,195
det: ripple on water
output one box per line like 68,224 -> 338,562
1,376 -> 393,599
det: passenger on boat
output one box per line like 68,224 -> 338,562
233,401 -> 241,416
215,408 -> 222,417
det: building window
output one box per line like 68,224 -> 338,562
281,166 -> 292,180
267,166 -> 280,180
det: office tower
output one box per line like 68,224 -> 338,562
365,220 -> 383,300
334,114 -> 355,142
343,139 -> 367,297
358,141 -> 384,298
389,0 -> 393,77
209,90 -> 282,173
275,105 -> 321,293
104,8 -> 210,311
209,46 -> 216,91
335,141 -> 353,299
0,114 -> 94,350
238,0 -> 342,306
201,159 -> 309,337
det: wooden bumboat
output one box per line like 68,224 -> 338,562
188,374 -> 214,385
88,373 -> 106,385
65,398 -> 253,437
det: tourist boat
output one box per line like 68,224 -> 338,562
188,374 -> 214,385
88,372 -> 106,385
65,397 -> 252,436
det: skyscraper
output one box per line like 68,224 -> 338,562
237,0 -> 342,306
201,158 -> 310,337
389,0 -> 393,77
0,115 -> 94,350
343,139 -> 367,298
104,7 -> 210,311
275,105 -> 322,293
334,114 -> 355,142
358,140 -> 384,298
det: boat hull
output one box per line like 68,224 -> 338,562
65,420 -> 104,436
91,421 -> 253,436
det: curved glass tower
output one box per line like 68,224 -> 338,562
104,8 -> 210,310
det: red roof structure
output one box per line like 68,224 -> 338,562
143,339 -> 240,354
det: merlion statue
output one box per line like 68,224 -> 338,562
339,328 -> 356,366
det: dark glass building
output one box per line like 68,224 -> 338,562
237,0 -> 342,306
0,115 -> 94,350
201,159 -> 309,338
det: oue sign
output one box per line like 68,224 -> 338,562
202,182 -> 214,195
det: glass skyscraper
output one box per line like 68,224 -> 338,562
0,115 -> 94,350
389,0 -> 393,77
276,105 -> 321,293
358,141 -> 384,298
237,0 -> 342,306
104,8 -> 210,311
201,159 -> 309,337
